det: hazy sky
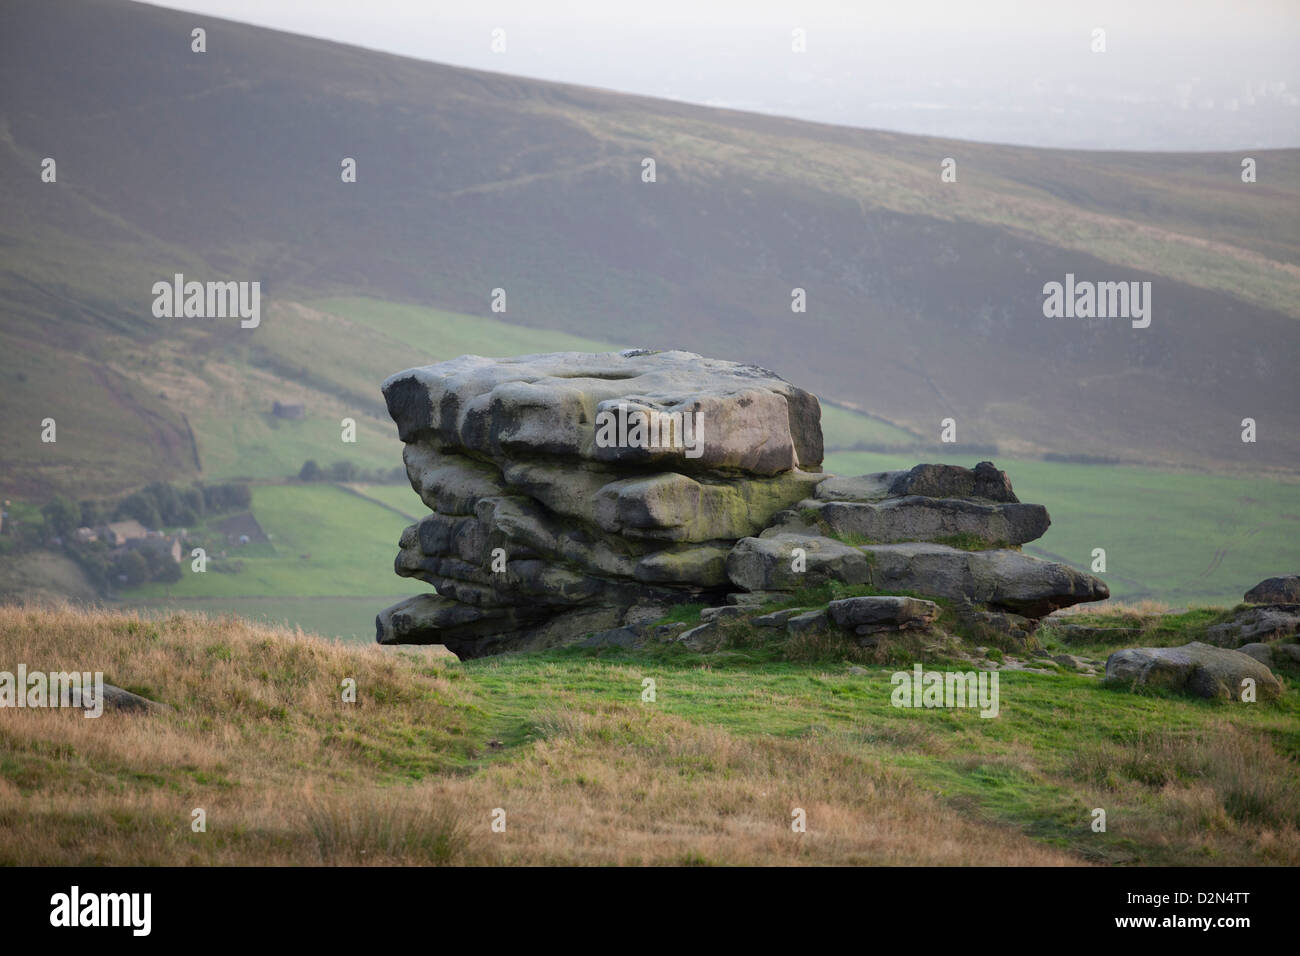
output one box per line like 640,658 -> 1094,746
144,0 -> 1300,150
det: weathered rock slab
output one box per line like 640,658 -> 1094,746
726,537 -> 1106,618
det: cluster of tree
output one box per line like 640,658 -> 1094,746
41,481 -> 253,538
0,500 -> 45,552
297,460 -> 406,484
112,481 -> 251,529
74,542 -> 183,590
27,480 -> 254,592
0,481 -> 255,593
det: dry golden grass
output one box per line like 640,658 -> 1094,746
423,702 -> 1078,865
1052,599 -> 1176,619
0,602 -> 473,864
1065,725 -> 1300,864
0,603 -> 1082,865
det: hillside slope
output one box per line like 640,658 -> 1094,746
1,0 -> 1298,497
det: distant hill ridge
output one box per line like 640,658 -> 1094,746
1,0 -> 1298,499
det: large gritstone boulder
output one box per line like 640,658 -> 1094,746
376,350 -> 825,657
375,350 -> 1108,658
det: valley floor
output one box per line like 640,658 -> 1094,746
0,605 -> 1296,865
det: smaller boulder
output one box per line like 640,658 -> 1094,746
785,609 -> 827,634
1237,642 -> 1274,666
1244,575 -> 1300,605
754,607 -> 807,628
886,461 -> 1018,503
99,684 -> 165,714
827,596 -> 940,631
1105,641 -> 1281,701
678,621 -> 719,650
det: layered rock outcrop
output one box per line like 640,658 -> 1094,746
376,350 -> 1109,659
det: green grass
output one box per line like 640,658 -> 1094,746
345,483 -> 423,519
826,450 -> 1300,607
188,407 -> 398,484
313,297 -> 619,359
462,643 -> 1300,864
819,403 -> 917,450
123,484 -> 426,599
932,533 -> 1011,551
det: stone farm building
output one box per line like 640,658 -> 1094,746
98,519 -> 149,546
124,534 -> 183,564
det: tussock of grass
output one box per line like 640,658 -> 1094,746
654,602 -> 708,628
1065,725 -> 1300,863
1055,599 -> 1178,619
0,603 -> 473,864
300,791 -> 476,865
